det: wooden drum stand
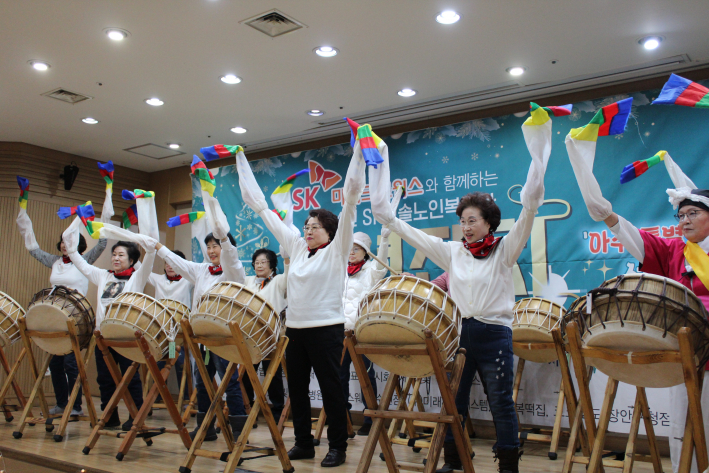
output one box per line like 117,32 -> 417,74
178,319 -> 293,473
82,330 -> 191,461
345,329 -> 475,473
12,318 -> 97,441
141,340 -> 198,419
0,332 -> 32,423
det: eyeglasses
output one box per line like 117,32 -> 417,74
349,247 -> 364,254
459,218 -> 480,228
253,260 -> 270,266
303,224 -> 323,233
675,209 -> 705,223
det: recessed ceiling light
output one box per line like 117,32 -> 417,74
314,46 -> 338,58
105,28 -> 129,41
220,74 -> 242,84
507,66 -> 526,76
231,126 -> 247,134
29,60 -> 50,71
82,117 -> 99,124
167,143 -> 181,149
436,10 -> 460,24
307,110 -> 325,116
398,88 -> 417,97
639,36 -> 662,50
145,98 -> 164,106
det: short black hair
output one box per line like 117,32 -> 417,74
58,234 -> 87,254
307,209 -> 338,241
204,232 -> 236,247
173,250 -> 186,259
252,248 -> 279,274
456,192 -> 502,232
112,241 -> 141,267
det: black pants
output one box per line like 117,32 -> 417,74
286,324 -> 348,451
49,353 -> 81,410
242,359 -> 285,416
95,348 -> 143,412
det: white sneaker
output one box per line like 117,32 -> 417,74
49,405 -> 64,415
70,408 -> 84,416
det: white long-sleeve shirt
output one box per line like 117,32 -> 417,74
30,240 -> 107,296
156,239 -> 245,312
389,207 -> 535,327
343,237 -> 389,330
243,264 -> 289,315
148,273 -> 193,308
69,249 -> 156,324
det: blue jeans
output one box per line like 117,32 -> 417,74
340,351 -> 378,425
445,317 -> 519,449
49,353 -> 81,410
195,351 -> 245,416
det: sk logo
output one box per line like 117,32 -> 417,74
309,160 -> 342,192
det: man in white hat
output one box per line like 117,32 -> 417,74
340,228 -> 391,435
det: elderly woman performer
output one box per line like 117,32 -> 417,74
370,106 -> 552,473
62,219 -> 155,431
340,229 -> 389,435
236,145 -> 366,468
567,144 -> 709,472
17,213 -> 107,417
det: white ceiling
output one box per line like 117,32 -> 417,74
1,0 -> 709,172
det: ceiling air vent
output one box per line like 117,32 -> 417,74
123,143 -> 185,160
42,88 -> 93,104
241,9 -> 306,38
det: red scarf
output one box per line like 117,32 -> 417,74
308,242 -> 330,258
209,265 -> 223,276
62,256 -> 72,264
110,266 -> 136,280
347,260 -> 366,276
166,273 -> 182,281
260,275 -> 274,290
462,233 -> 501,259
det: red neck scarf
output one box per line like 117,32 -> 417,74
308,242 -> 330,258
209,265 -> 223,276
462,233 -> 501,259
62,256 -> 72,264
110,266 -> 136,280
259,275 -> 274,290
347,260 -> 366,277
166,273 -> 182,281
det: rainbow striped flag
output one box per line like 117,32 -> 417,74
653,74 -> 709,108
530,102 -> 572,117
345,117 -> 384,168
122,189 -> 155,200
167,211 -> 205,228
75,202 -> 96,227
200,145 -> 243,161
122,204 -> 138,228
569,98 -> 633,141
191,155 -> 216,197
16,176 -> 29,209
97,161 -> 114,191
620,151 -> 667,184
271,169 -> 308,222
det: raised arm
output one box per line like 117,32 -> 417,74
131,249 -> 156,293
156,245 -> 203,285
83,238 -> 107,264
219,238 -> 246,284
370,230 -> 390,283
63,219 -> 106,286
29,248 -> 60,268
332,139 -> 367,258
389,218 -> 452,272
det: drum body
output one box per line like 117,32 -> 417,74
158,299 -> 190,343
102,293 -> 173,363
191,282 -> 279,364
568,273 -> 709,388
0,291 -> 25,347
512,297 -> 565,363
26,286 -> 95,355
355,275 -> 461,378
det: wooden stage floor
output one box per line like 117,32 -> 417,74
0,400 -> 673,473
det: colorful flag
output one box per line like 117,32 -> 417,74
530,102 -> 573,117
85,220 -> 104,239
200,145 -> 243,161
190,155 -> 216,197
167,211 -> 205,228
569,98 -> 633,141
122,189 -> 155,200
344,117 -> 384,168
75,202 -> 96,227
17,176 -> 29,209
122,204 -> 138,228
271,169 -> 308,224
652,74 -> 709,108
97,161 -> 114,191
58,204 -> 82,219
620,151 -> 667,184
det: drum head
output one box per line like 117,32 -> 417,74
583,321 -> 684,388
26,304 -> 75,355
0,292 -> 24,347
